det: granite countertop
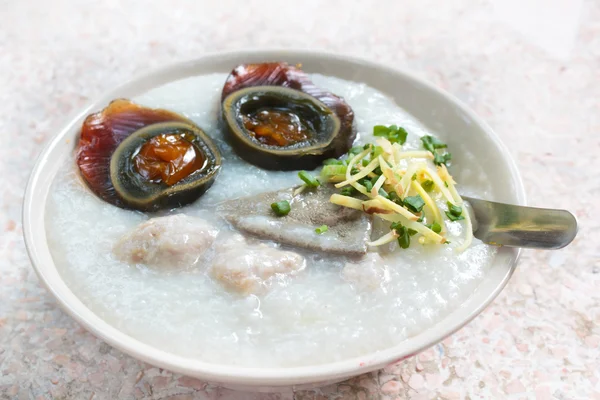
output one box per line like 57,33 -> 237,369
1,0 -> 598,398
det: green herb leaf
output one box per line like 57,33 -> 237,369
372,146 -> 384,159
403,195 -> 425,213
425,222 -> 443,232
298,171 -> 320,187
362,179 -> 373,192
433,152 -> 452,166
373,125 -> 391,137
315,225 -> 329,234
447,202 -> 462,215
422,180 -> 435,192
271,200 -> 291,216
397,230 -> 411,249
420,135 -> 447,153
373,125 -> 408,145
445,202 -> 465,221
392,127 -> 409,145
445,212 -> 465,221
390,222 -> 411,249
390,221 -> 403,232
421,136 -> 451,166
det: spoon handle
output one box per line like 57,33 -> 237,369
462,196 -> 578,249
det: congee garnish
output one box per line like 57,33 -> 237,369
221,62 -> 356,170
421,135 -> 452,166
76,99 -> 221,211
297,170 -> 320,188
271,200 -> 291,216
315,224 -> 329,234
323,128 -> 473,252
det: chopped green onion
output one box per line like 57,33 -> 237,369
373,125 -> 408,145
373,125 -> 392,137
411,173 -> 417,181
398,234 -> 410,249
340,186 -> 357,196
417,215 -> 424,222
315,225 -> 329,234
445,202 -> 465,221
321,165 -> 347,177
420,135 -> 447,153
378,187 -> 388,198
348,145 -> 364,156
298,171 -> 320,187
390,222 -> 403,232
421,136 -> 451,166
422,180 -> 435,192
323,158 -> 344,166
448,202 -> 462,215
397,228 -> 410,248
271,200 -> 291,216
372,145 -> 384,159
390,222 -> 411,249
390,127 -> 408,145
434,152 -> 452,166
388,191 -> 403,205
403,195 -> 425,213
361,159 -> 369,167
431,222 -> 442,233
361,179 -> 373,192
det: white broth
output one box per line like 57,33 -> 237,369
46,73 -> 496,367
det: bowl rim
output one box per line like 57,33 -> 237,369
23,48 -> 526,386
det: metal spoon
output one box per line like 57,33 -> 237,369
462,196 -> 578,249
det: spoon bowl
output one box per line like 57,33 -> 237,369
464,196 -> 578,249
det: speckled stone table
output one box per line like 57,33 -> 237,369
1,0 -> 598,398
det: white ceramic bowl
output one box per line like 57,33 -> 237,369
23,49 -> 525,391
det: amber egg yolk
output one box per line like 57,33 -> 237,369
134,133 -> 205,186
242,109 -> 313,147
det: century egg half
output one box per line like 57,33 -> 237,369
75,99 -> 221,211
221,62 -> 356,170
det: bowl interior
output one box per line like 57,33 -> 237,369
23,49 -> 525,387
